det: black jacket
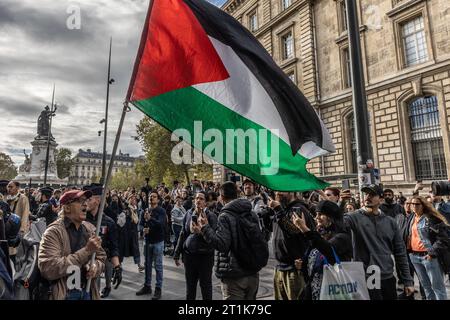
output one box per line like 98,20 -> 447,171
183,197 -> 193,211
105,201 -> 121,223
140,206 -> 166,244
174,209 -> 217,259
304,226 -> 353,265
380,202 -> 406,219
271,200 -> 315,270
86,211 -> 119,258
403,213 -> 450,273
201,198 -> 258,279
36,201 -> 57,227
302,225 -> 353,300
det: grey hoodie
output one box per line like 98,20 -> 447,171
344,208 -> 414,286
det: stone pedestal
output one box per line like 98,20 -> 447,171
15,137 -> 68,187
29,138 -> 58,180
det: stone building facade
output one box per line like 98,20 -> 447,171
68,149 -> 137,186
222,0 -> 450,192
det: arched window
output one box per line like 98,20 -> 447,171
409,96 -> 447,180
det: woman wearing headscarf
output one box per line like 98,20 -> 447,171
291,200 -> 352,300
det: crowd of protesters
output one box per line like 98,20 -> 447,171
1,177 -> 450,300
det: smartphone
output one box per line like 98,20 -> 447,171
191,215 -> 198,224
292,207 -> 302,218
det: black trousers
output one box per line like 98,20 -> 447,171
369,276 -> 398,300
183,253 -> 214,300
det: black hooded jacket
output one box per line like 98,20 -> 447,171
271,199 -> 316,270
201,198 -> 259,279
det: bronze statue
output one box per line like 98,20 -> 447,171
37,105 -> 56,139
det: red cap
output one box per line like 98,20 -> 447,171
60,190 -> 93,205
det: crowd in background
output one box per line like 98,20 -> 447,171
1,177 -> 450,300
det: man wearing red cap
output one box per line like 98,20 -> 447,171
38,189 -> 106,300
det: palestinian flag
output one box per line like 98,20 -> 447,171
128,0 -> 335,191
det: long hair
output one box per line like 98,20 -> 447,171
413,196 -> 450,226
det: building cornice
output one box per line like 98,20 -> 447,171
319,58 -> 450,107
222,0 -> 247,14
386,0 -> 427,17
254,0 -> 311,38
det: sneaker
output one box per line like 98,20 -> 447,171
136,285 -> 152,296
138,264 -> 145,273
101,287 -> 111,298
152,287 -> 162,300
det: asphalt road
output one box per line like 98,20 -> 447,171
103,239 -> 276,300
102,239 -> 450,300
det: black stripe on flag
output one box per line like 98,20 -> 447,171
184,0 -> 324,155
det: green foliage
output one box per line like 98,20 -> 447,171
135,118 -> 213,187
110,167 -> 146,190
0,152 -> 17,180
55,148 -> 74,179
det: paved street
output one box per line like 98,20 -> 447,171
104,239 -> 276,300
102,240 -> 450,300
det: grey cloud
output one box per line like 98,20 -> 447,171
0,97 -> 47,117
0,0 -> 220,166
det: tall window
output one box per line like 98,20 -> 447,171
342,47 -> 352,88
409,96 -> 447,180
281,32 -> 294,60
282,0 -> 292,10
338,0 -> 348,33
249,11 -> 258,32
401,16 -> 428,67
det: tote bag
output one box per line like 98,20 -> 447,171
319,248 -> 370,300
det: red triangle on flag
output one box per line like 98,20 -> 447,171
130,0 -> 230,102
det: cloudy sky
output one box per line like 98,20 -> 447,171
0,0 -> 226,167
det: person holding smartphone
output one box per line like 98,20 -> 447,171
136,191 -> 166,300
291,200 -> 352,300
267,192 -> 316,300
173,191 -> 217,300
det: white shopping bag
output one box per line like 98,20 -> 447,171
319,250 -> 370,300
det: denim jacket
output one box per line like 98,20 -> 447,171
404,213 -> 450,272
411,215 -> 434,252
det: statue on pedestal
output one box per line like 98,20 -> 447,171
37,105 -> 55,139
18,149 -> 31,173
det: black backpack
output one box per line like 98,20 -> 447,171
230,210 -> 269,273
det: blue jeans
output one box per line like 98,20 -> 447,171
410,253 -> 448,300
172,224 -> 182,248
65,289 -> 91,300
144,241 -> 164,288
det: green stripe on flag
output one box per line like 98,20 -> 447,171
133,86 -> 328,191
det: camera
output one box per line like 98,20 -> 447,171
431,181 -> 450,196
